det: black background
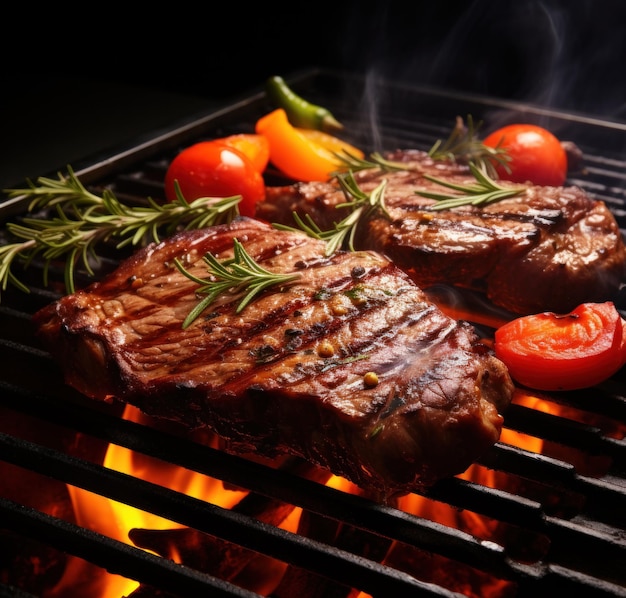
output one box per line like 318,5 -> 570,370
3,0 -> 626,189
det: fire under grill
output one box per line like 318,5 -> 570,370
1,69 -> 625,598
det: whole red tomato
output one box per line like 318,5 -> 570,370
483,124 -> 567,187
164,141 -> 266,217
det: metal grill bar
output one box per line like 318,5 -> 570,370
0,433 -> 458,597
504,403 -> 626,461
0,497 -> 261,598
0,382 -> 530,579
2,374 -> 625,592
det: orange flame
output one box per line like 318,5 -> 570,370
49,389 -> 573,598
50,405 -> 252,597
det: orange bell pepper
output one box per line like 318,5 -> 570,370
255,108 -> 364,182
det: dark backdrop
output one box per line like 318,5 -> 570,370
3,0 -> 626,188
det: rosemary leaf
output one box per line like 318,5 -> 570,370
274,172 -> 389,256
0,170 -> 241,298
417,162 -> 525,210
428,115 -> 510,177
0,242 -> 32,293
332,151 -> 407,175
174,238 -> 302,328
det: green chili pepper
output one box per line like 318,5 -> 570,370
266,75 -> 344,133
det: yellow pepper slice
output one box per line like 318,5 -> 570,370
255,109 -> 364,182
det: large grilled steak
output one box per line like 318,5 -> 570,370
255,150 -> 626,315
33,218 -> 514,498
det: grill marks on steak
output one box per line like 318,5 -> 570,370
33,218 -> 514,498
256,150 -> 626,315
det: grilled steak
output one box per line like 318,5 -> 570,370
256,150 -> 626,315
33,218 -> 514,498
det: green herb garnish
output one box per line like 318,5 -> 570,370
428,115 -> 510,177
174,238 -> 302,328
274,171 -> 389,256
332,151 -> 408,175
417,162 -> 525,210
0,168 -> 240,298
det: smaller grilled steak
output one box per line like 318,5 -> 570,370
34,218 -> 514,498
256,150 -> 626,315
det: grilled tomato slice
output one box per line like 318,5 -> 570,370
494,302 -> 626,391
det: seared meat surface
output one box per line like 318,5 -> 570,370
256,150 -> 626,315
34,218 -> 513,498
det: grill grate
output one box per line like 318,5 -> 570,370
1,69 -> 626,597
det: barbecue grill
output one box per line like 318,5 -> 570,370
1,69 -> 625,598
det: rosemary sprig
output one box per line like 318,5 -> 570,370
274,171 -> 389,256
334,116 -> 510,179
174,238 -> 302,328
428,115 -> 510,177
417,162 -> 525,210
0,167 -> 240,298
332,150 -> 408,175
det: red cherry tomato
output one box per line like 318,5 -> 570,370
483,124 -> 567,187
494,302 -> 626,391
164,141 -> 266,217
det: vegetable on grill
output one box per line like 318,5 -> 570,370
265,75 -> 344,133
494,302 -> 626,391
164,140 -> 266,217
483,123 -> 568,187
255,108 -> 364,182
